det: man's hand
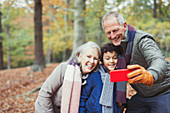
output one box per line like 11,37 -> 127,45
127,65 -> 154,86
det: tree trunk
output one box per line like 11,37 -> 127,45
31,0 -> 45,72
158,0 -> 163,16
63,48 -> 71,61
64,0 -> 70,31
44,5 -> 56,64
72,0 -> 86,55
6,25 -> 11,69
63,0 -> 70,61
98,16 -> 102,46
45,48 -> 52,64
0,12 -> 3,69
153,0 -> 157,18
0,42 -> 3,69
7,46 -> 11,69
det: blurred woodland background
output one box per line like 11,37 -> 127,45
0,0 -> 169,112
0,0 -> 169,71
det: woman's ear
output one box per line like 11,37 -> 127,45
78,53 -> 81,58
77,53 -> 81,62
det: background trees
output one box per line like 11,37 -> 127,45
0,0 -> 169,70
31,0 -> 45,72
72,0 -> 86,55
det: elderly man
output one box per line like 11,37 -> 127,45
102,11 -> 170,113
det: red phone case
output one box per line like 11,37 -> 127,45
110,69 -> 133,82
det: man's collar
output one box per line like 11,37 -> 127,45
121,25 -> 128,43
124,25 -> 128,41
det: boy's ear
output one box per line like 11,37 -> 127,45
99,54 -> 103,63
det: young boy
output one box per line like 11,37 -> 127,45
79,43 -> 126,113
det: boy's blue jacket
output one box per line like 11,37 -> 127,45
79,66 -> 122,113
79,71 -> 103,113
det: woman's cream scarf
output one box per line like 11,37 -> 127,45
61,61 -> 82,113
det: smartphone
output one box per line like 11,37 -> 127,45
110,69 -> 134,82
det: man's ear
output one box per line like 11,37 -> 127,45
123,22 -> 127,30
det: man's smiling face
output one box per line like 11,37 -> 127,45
103,17 -> 127,46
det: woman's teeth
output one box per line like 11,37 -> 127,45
87,64 -> 93,68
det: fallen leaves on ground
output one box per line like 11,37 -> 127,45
0,63 -> 59,113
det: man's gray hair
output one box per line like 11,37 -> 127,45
102,11 -> 125,29
72,41 -> 101,63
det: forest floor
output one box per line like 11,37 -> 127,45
0,57 -> 170,113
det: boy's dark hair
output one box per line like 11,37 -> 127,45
100,43 -> 123,63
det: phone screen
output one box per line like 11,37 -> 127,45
110,69 -> 133,82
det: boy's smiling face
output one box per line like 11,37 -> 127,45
103,51 -> 118,73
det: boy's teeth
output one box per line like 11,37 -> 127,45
109,64 -> 115,66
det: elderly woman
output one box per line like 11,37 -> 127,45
35,41 -> 101,113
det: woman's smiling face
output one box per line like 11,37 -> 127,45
103,51 -> 118,73
78,48 -> 99,74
